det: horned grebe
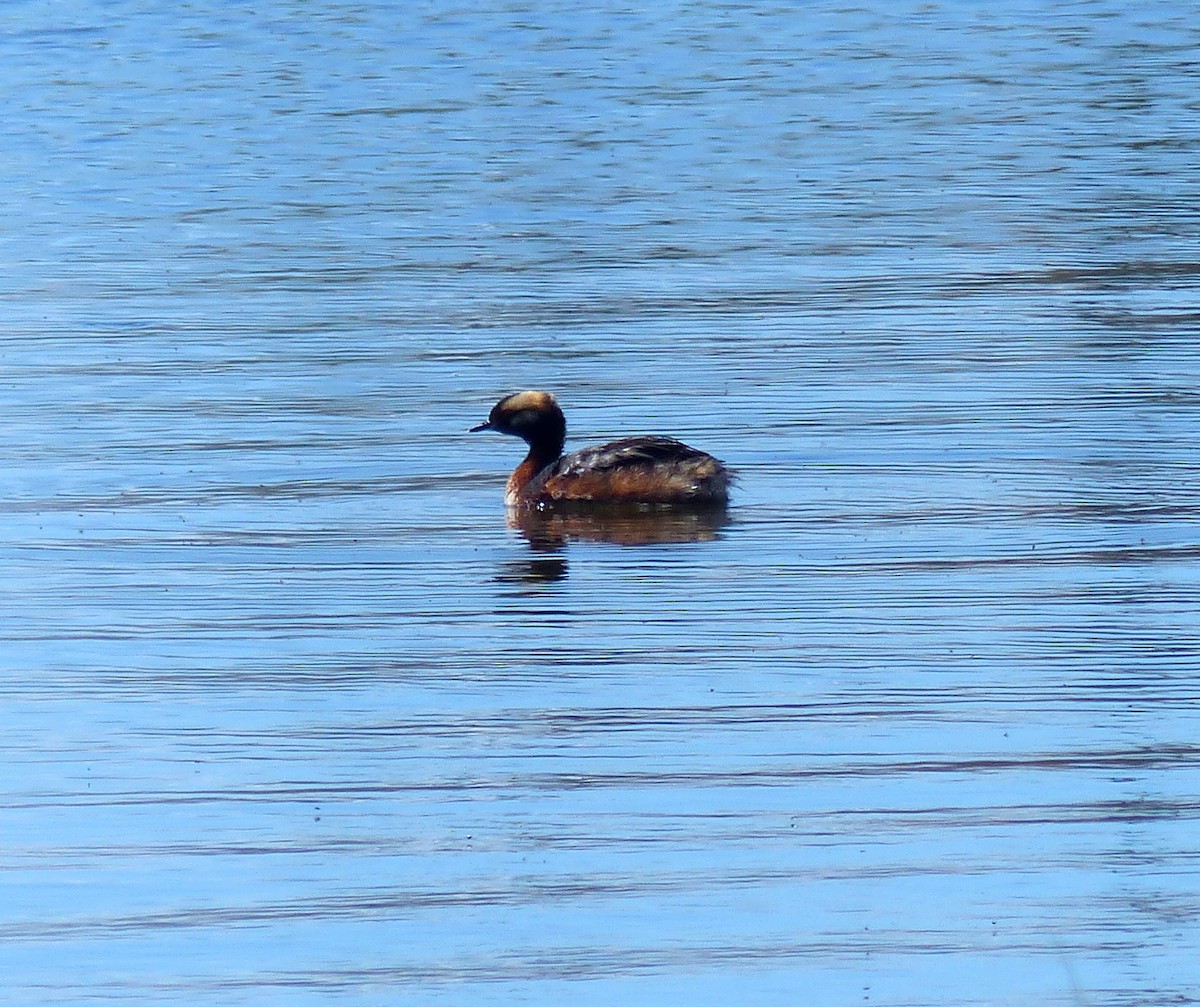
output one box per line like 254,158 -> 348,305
470,390 -> 730,508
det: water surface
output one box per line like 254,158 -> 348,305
2,2 -> 1199,1005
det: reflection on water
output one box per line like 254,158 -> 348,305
496,503 -> 731,584
3,3 -> 1200,1007
496,553 -> 570,585
511,503 -> 730,549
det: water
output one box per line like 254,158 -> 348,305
3,2 -> 1199,1004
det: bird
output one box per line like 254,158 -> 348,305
471,390 -> 730,508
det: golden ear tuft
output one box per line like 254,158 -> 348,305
501,390 -> 558,413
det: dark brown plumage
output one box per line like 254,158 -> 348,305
470,391 -> 730,508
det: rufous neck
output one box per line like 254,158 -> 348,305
506,450 -> 556,505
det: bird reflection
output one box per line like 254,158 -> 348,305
494,553 -> 569,585
495,504 -> 729,584
512,503 -> 729,547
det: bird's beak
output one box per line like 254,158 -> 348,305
469,420 -> 492,432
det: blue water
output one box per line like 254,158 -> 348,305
2,2 -> 1199,1005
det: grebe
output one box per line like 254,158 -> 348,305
471,390 -> 730,508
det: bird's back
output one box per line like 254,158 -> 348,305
523,436 -> 730,506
